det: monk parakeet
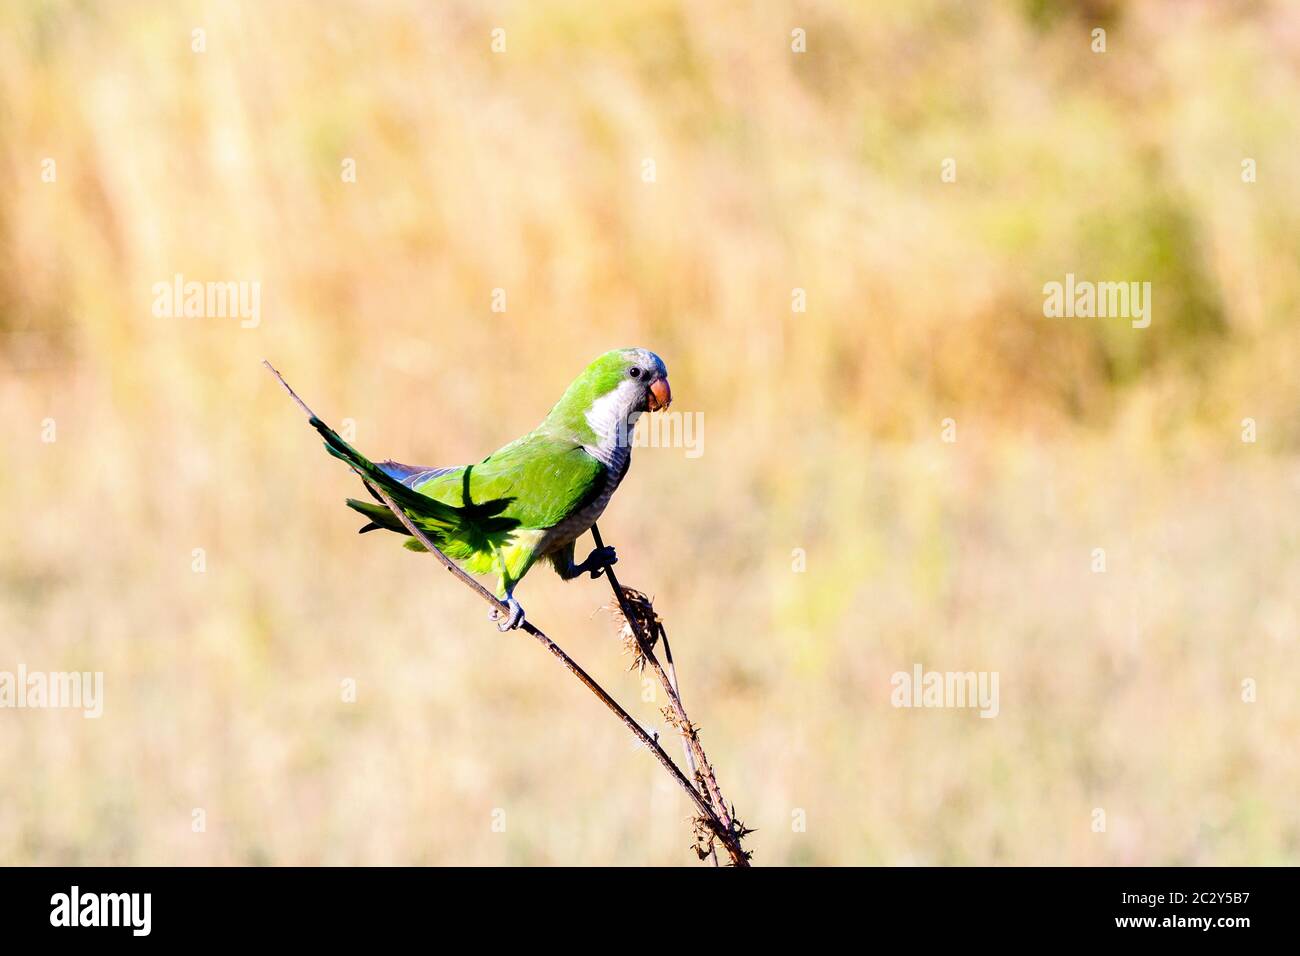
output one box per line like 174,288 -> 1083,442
268,348 -> 671,630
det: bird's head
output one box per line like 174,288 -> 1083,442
595,347 -> 671,414
567,347 -> 671,418
546,348 -> 672,451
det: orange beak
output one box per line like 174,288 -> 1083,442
647,376 -> 672,412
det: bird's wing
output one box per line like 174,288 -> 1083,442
376,459 -> 460,488
405,432 -> 607,590
411,431 -> 607,531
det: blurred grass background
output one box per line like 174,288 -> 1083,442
1,0 -> 1297,864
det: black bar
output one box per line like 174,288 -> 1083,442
0,866 -> 1285,941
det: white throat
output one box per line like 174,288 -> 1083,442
583,379 -> 641,470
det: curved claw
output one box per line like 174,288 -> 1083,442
584,545 -> 618,579
495,595 -> 526,632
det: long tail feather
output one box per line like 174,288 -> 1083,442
263,360 -> 461,528
345,498 -> 405,532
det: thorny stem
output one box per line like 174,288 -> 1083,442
591,524 -> 746,864
263,360 -> 750,867
656,622 -> 719,867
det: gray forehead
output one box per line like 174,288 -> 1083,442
631,348 -> 666,376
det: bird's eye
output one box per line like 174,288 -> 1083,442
629,367 -> 642,378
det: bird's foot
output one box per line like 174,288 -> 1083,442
580,545 -> 618,579
489,595 -> 526,631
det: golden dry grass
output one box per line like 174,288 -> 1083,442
0,0 -> 1297,864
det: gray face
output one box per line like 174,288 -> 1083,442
618,348 -> 670,412
625,348 -> 667,381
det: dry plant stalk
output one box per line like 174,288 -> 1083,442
592,525 -> 752,866
263,361 -> 750,866
371,483 -> 752,866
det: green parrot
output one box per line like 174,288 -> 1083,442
267,348 -> 672,630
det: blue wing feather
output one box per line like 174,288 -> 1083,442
377,460 -> 460,489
